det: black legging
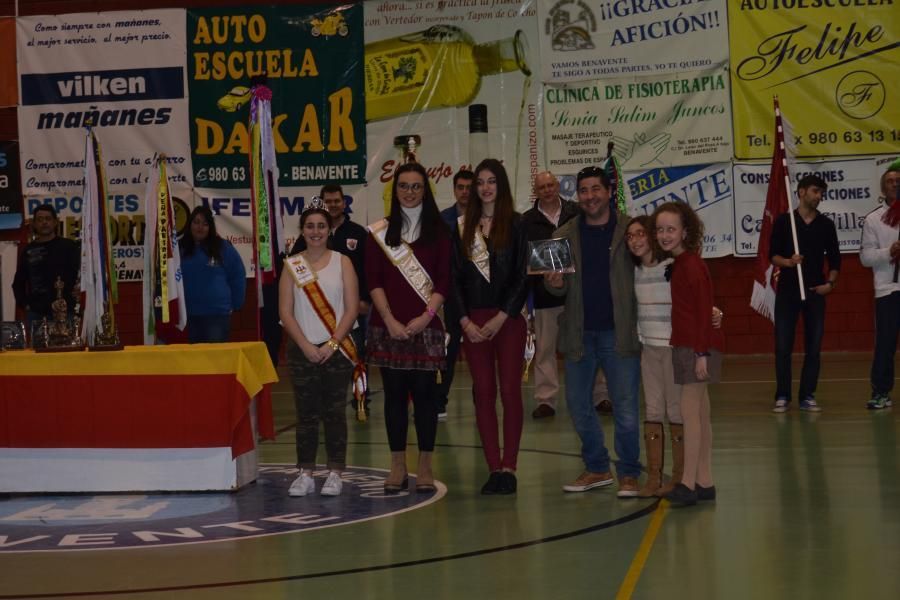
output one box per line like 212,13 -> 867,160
381,367 -> 438,451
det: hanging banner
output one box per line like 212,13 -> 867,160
733,156 -> 897,257
0,18 -> 17,108
15,10 -> 193,280
0,141 -> 23,230
626,163 -> 734,257
362,0 -> 544,215
729,0 -> 899,159
16,11 -> 192,198
537,0 -> 728,83
544,64 -> 732,172
187,5 -> 366,190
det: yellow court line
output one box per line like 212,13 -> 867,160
615,499 -> 670,600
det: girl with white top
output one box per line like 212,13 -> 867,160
279,205 -> 359,497
626,215 -> 681,498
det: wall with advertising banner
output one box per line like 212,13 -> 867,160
537,0 -> 728,82
187,5 -> 366,190
0,141 -> 22,230
544,64 -> 732,173
15,10 -> 192,281
361,0 -> 543,215
729,0 -> 899,159
626,163 -> 734,257
732,155 -> 898,257
8,1 -> 898,285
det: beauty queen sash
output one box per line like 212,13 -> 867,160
457,216 -> 490,283
368,219 -> 445,326
286,252 -> 367,423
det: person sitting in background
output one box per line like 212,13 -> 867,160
180,206 -> 246,343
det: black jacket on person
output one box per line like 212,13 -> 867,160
451,213 -> 529,319
12,236 -> 81,317
522,198 -> 581,310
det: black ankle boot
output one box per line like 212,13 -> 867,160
481,472 -> 503,495
696,484 -> 716,501
665,483 -> 697,506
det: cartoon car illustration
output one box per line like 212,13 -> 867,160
311,13 -> 349,37
216,86 -> 251,112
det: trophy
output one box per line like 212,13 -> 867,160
0,321 -> 27,350
527,238 -> 575,275
89,301 -> 123,351
34,277 -> 83,352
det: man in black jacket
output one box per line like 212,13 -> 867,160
13,205 -> 80,328
522,172 -> 582,418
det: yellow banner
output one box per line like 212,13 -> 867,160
729,0 -> 899,159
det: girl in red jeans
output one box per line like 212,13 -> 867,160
452,159 -> 529,495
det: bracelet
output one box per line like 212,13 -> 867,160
326,338 -> 340,351
426,307 -> 437,317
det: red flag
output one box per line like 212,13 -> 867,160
750,98 -> 790,322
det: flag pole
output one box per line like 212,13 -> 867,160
776,97 -> 806,301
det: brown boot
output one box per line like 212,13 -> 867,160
658,423 -> 684,496
638,422 -> 664,498
384,451 -> 408,493
415,451 -> 436,493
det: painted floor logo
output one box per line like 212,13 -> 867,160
0,464 -> 444,553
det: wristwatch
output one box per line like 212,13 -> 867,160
326,338 -> 340,351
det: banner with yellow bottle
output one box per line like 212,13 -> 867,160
729,0 -> 899,159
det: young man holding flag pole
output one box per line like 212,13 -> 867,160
752,98 -> 841,413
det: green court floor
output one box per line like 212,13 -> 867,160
0,353 -> 897,599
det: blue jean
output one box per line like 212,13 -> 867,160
774,292 -> 825,401
187,314 -> 232,343
871,291 -> 900,395
564,330 -> 641,478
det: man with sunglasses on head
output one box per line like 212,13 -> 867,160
544,166 -> 642,499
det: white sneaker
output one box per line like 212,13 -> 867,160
320,471 -> 343,496
437,411 -> 448,421
772,398 -> 789,413
288,472 -> 315,497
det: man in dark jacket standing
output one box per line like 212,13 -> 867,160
13,205 -> 80,328
523,171 -> 581,418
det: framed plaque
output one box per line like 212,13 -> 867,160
527,238 -> 574,275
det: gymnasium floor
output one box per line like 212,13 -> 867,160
1,353 -> 898,600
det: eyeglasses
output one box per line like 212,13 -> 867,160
397,182 -> 424,192
625,230 -> 647,241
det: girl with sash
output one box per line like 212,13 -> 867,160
365,163 -> 450,494
453,158 -> 529,495
279,204 -> 360,497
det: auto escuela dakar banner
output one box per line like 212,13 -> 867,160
15,10 -> 192,281
187,5 -> 366,190
537,0 -> 728,83
186,4 -> 366,266
729,0 -> 899,159
732,156 -> 897,257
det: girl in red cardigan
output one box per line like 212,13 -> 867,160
652,202 -> 724,506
